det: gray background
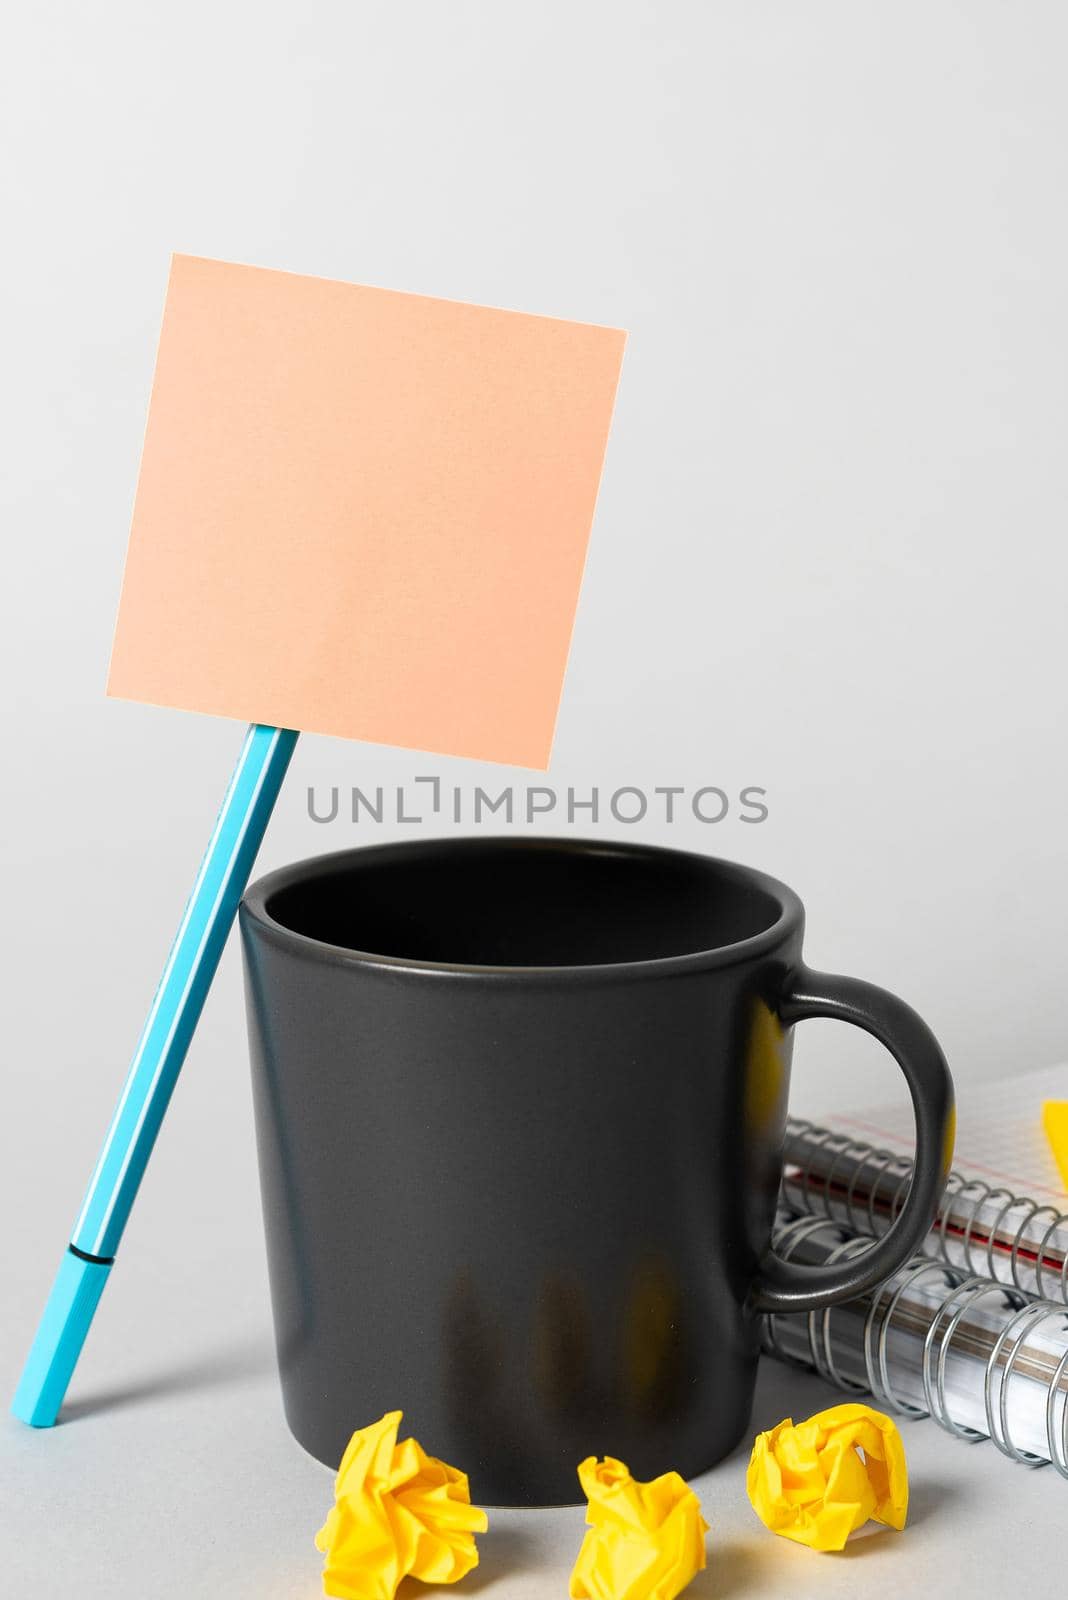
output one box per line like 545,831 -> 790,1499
2,3 -> 1065,1595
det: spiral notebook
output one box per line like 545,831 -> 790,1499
769,1064 -> 1068,1475
783,1062 -> 1068,1299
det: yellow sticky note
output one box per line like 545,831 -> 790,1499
1042,1102 -> 1068,1191
315,1411 -> 487,1600
569,1455 -> 708,1600
746,1404 -> 908,1553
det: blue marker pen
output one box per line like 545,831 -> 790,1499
13,723 -> 297,1426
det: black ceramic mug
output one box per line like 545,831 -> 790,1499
240,837 -> 953,1506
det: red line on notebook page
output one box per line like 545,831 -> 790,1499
786,1170 -> 1065,1276
827,1114 -> 1067,1201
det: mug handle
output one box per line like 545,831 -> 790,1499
749,964 -> 955,1315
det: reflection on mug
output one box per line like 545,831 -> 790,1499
741,994 -> 793,1263
533,1268 -> 596,1421
744,995 -> 789,1139
621,1254 -> 686,1420
442,1268 -> 526,1490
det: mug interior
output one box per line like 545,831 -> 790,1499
261,840 -> 786,968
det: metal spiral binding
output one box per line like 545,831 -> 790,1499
782,1117 -> 1068,1299
762,1214 -> 873,1395
765,1213 -> 1068,1476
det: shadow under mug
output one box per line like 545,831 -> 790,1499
239,837 -> 954,1506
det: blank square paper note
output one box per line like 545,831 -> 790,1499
108,255 -> 627,768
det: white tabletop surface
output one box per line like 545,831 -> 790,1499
3,983 -> 1063,1600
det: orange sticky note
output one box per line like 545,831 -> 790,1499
108,255 -> 626,768
1042,1102 -> 1068,1191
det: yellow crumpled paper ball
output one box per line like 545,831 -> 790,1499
569,1454 -> 709,1600
315,1410 -> 488,1600
746,1403 -> 908,1552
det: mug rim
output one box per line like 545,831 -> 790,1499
240,836 -> 805,982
